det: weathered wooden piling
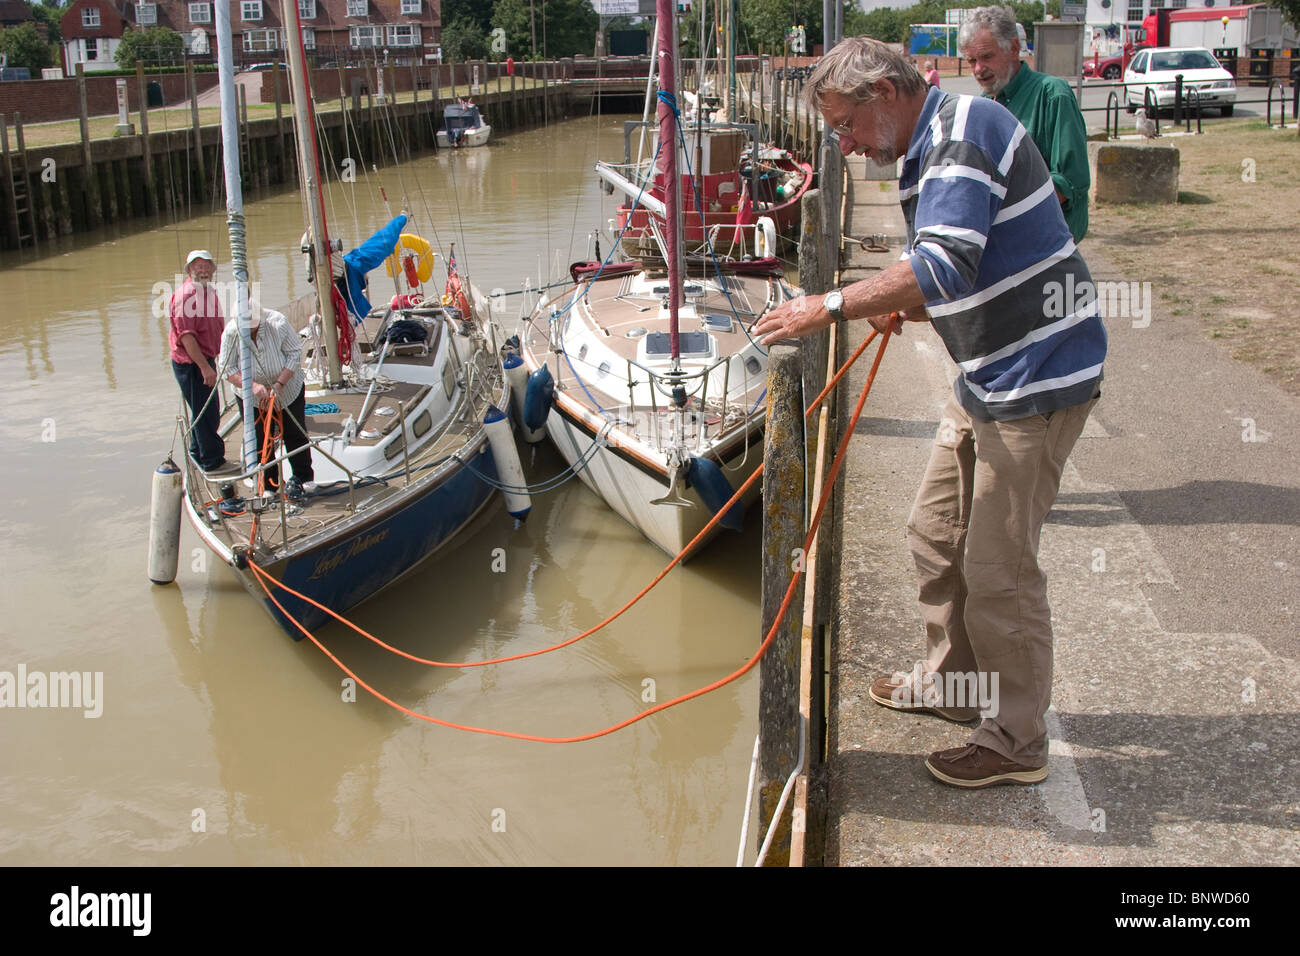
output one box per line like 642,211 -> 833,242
187,61 -> 207,202
135,65 -> 156,216
76,65 -> 103,229
758,343 -> 806,866
0,67 -> 578,251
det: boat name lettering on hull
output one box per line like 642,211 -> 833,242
308,528 -> 391,580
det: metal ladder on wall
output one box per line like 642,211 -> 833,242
1,112 -> 38,250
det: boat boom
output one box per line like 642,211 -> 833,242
594,162 -> 668,218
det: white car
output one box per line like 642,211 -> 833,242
1124,47 -> 1237,116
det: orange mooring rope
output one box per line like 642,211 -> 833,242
246,328 -> 893,742
247,398 -> 284,548
247,327 -> 883,670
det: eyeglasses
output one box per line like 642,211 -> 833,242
824,103 -> 857,140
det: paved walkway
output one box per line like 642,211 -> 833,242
824,154 -> 1300,865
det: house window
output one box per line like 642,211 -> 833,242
83,9 -> 101,28
137,3 -> 157,26
388,25 -> 420,46
346,0 -> 367,17
350,25 -> 379,47
1127,0 -> 1144,24
298,0 -> 316,19
85,37 -> 99,60
301,26 -> 315,50
190,3 -> 211,24
243,28 -> 280,52
242,1 -> 262,21
400,0 -> 420,14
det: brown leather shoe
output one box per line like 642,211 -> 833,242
868,675 -> 980,723
925,743 -> 1048,788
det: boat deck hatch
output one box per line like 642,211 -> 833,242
702,313 -> 733,333
644,331 -> 711,358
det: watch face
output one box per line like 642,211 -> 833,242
825,290 -> 843,315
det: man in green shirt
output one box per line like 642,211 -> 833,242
958,6 -> 1090,242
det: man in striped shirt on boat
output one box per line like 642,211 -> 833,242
755,37 -> 1106,789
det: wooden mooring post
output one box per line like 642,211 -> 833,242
76,64 -> 102,229
758,343 -> 806,866
135,64 -> 156,216
187,61 -> 208,201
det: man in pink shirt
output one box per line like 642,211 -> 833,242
169,249 -> 233,474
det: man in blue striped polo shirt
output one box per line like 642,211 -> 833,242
755,37 -> 1106,788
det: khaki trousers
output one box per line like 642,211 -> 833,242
906,393 -> 1096,766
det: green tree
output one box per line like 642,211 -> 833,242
114,27 -> 184,69
1274,0 -> 1300,31
541,0 -> 599,58
489,0 -> 532,59
442,0 -> 495,34
739,0 -> 823,53
441,16 -> 487,62
29,3 -> 63,47
847,8 -> 905,43
0,22 -> 54,72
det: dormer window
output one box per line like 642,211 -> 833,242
189,3 -> 211,24
137,3 -> 157,26
241,1 -> 263,21
298,0 -> 316,19
401,0 -> 420,14
83,9 -> 101,28
346,0 -> 366,17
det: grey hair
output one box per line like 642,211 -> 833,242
957,6 -> 1020,54
804,36 -> 927,110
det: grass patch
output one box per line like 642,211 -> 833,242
1089,121 -> 1300,395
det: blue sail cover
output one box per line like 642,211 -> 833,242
340,214 -> 407,321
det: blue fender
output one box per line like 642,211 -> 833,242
686,457 -> 745,533
524,366 -> 555,432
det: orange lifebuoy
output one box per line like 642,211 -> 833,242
384,233 -> 436,286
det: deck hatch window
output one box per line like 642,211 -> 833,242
644,331 -> 711,358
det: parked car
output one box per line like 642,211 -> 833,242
1123,46 -> 1237,115
1084,52 -> 1125,79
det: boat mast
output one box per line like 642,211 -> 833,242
656,0 -> 683,366
728,0 -> 737,123
281,0 -> 344,387
214,0 -> 258,469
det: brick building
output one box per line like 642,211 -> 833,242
137,0 -> 444,66
61,0 -> 131,73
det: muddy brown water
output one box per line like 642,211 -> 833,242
0,115 -> 773,865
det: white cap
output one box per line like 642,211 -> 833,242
186,249 -> 215,267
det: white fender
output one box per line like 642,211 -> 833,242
149,457 -> 184,584
484,406 -> 531,520
756,216 -> 777,259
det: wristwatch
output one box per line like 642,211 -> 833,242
824,289 -> 845,321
